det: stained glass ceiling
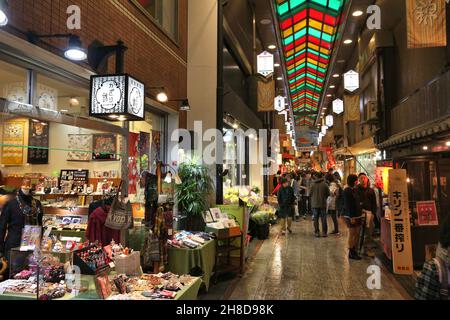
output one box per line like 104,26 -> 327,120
275,0 -> 344,128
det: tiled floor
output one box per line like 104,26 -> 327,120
228,217 -> 412,300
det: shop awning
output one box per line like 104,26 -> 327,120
334,137 -> 378,157
377,116 -> 450,150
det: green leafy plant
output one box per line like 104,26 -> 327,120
175,160 -> 214,230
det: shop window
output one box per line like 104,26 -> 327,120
0,60 -> 29,104
134,0 -> 179,41
34,74 -> 89,117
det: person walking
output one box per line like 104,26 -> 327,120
277,177 -> 295,235
292,173 -> 301,221
310,172 -> 330,238
357,173 -> 378,257
300,171 -> 312,219
343,174 -> 363,260
416,216 -> 450,300
327,178 -> 340,235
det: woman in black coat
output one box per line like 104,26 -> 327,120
277,178 -> 295,235
343,174 -> 363,260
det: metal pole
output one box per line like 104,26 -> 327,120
216,0 -> 224,204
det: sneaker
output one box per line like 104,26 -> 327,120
330,231 -> 340,235
315,232 -> 321,238
349,249 -> 362,260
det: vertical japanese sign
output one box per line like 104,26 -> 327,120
388,169 -> 413,275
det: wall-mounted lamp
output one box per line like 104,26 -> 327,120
148,87 -> 168,103
170,99 -> 190,112
0,0 -> 8,27
27,32 -> 87,61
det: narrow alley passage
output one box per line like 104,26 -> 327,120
229,219 -> 411,300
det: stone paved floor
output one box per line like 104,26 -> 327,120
228,217 -> 412,300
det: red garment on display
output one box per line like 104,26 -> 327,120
86,206 -> 121,245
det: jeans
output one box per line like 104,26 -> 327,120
301,196 -> 310,215
313,208 -> 328,235
328,209 -> 339,233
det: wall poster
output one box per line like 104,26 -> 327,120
67,134 -> 92,162
92,134 -> 117,161
27,120 -> 49,164
1,120 -> 26,166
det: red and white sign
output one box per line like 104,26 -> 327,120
416,201 -> 439,226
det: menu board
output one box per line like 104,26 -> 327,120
59,169 -> 89,191
27,120 -> 49,164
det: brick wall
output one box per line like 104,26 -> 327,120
4,0 -> 188,113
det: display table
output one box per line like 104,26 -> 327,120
167,239 -> 216,291
0,275 -> 202,301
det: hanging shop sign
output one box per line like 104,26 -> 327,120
343,70 -> 360,92
257,79 -> 275,112
332,98 -> 344,115
406,0 -> 447,49
325,115 -> 334,127
90,74 -> 145,121
257,51 -> 274,77
388,169 -> 413,275
416,201 -> 439,226
321,125 -> 328,135
274,95 -> 286,112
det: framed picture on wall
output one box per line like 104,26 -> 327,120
92,134 -> 117,161
2,120 -> 26,166
27,120 -> 49,164
67,134 -> 92,162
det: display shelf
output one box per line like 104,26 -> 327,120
43,206 -> 89,216
212,233 -> 244,284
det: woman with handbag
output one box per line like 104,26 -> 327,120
343,174 -> 363,260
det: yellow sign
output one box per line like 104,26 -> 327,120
388,169 -> 413,275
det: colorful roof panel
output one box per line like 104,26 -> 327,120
275,0 -> 344,127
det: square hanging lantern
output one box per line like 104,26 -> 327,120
274,95 -> 286,112
90,74 -> 145,121
325,115 -> 334,127
321,125 -> 328,135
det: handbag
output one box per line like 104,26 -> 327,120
105,195 -> 134,230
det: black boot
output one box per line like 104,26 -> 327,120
349,248 -> 362,260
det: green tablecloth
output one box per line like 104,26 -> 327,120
167,240 -> 216,291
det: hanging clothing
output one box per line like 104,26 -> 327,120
0,190 -> 43,256
86,206 -> 121,246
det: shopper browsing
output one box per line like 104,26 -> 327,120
310,172 -> 330,238
277,177 -> 295,235
327,178 -> 340,235
343,174 -> 363,260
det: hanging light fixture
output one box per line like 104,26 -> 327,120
64,35 -> 88,61
179,99 -> 191,111
325,115 -> 334,127
0,0 -> 8,27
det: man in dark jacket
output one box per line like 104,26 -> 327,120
277,177 -> 295,235
344,174 -> 363,260
310,172 -> 330,237
357,173 -> 378,256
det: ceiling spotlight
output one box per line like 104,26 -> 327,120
118,116 -> 127,121
446,141 -> 450,147
69,97 -> 80,107
333,74 -> 340,78
32,119 -> 40,123
274,63 -> 280,67
232,122 -> 239,129
0,0 -> 8,27
353,10 -> 364,17
343,39 -> 353,44
109,115 -> 119,119
327,94 -> 332,97
277,77 -> 283,81
64,35 -> 88,61
423,146 -> 429,151
268,44 -> 277,50
260,19 -> 272,25
330,85 -> 336,89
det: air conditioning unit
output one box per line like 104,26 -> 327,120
366,101 -> 378,121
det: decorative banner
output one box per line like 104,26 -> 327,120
90,74 -> 145,121
36,84 -> 58,111
151,130 -> 161,170
388,169 -> 413,275
322,146 -> 336,169
28,120 -> 49,164
67,134 -> 92,161
257,79 -> 275,112
1,120 -> 26,165
344,70 -> 360,92
139,132 -> 151,174
406,0 -> 447,48
3,82 -> 27,104
92,134 -> 117,161
344,95 -> 360,122
257,51 -> 274,77
333,98 -> 344,115
274,95 -> 286,112
416,201 -> 439,226
128,132 -> 139,195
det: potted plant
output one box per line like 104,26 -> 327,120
175,160 -> 214,231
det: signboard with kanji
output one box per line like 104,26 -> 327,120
388,169 -> 413,275
416,201 -> 439,226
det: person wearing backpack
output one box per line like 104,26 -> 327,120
416,216 -> 450,300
